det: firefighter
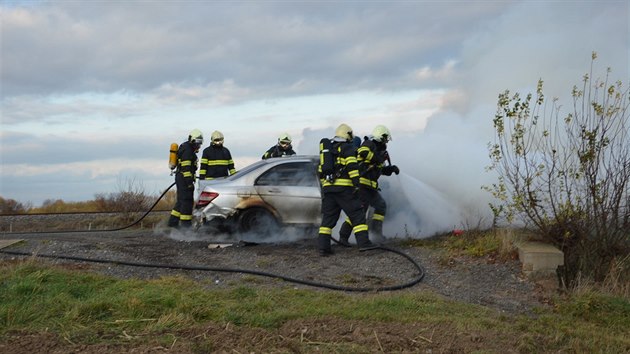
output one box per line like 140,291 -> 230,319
199,130 -> 237,179
168,129 -> 204,229
262,132 -> 296,159
317,123 -> 378,256
338,125 -> 400,245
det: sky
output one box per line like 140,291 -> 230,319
1,1 -> 629,236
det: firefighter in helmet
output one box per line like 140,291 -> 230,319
338,125 -> 399,245
317,123 -> 377,256
199,130 -> 237,180
262,132 -> 296,159
168,129 -> 203,229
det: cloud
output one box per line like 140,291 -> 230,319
1,2 -> 505,98
1,1 -> 628,238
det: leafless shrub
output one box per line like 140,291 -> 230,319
0,196 -> 32,215
94,176 -> 152,222
602,254 -> 630,297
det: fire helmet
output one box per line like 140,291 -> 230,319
334,123 -> 354,141
211,130 -> 224,144
372,125 -> 391,143
188,129 -> 204,145
278,132 -> 292,144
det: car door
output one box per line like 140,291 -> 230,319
254,161 -> 321,225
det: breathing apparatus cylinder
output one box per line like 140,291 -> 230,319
319,138 -> 335,181
168,143 -> 178,170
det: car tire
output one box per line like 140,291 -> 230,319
238,208 -> 279,237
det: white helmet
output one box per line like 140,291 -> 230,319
188,129 -> 204,145
211,130 -> 224,144
372,125 -> 391,143
334,123 -> 354,141
278,132 -> 292,144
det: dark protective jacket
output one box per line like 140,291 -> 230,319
199,144 -> 236,179
357,138 -> 388,190
318,139 -> 360,192
262,144 -> 296,159
176,141 -> 199,187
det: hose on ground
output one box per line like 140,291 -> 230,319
0,180 -> 426,291
0,245 -> 424,292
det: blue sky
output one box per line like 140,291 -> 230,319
1,1 -> 628,234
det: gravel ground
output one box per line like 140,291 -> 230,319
0,219 -> 547,315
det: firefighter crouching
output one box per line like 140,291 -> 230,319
168,129 -> 203,229
262,132 -> 296,159
317,123 -> 378,256
338,125 -> 399,245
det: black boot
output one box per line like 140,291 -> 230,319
167,215 -> 180,228
337,221 -> 352,247
318,234 -> 334,256
356,232 -> 379,251
337,236 -> 351,247
370,220 -> 385,243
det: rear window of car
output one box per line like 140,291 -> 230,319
255,162 -> 318,187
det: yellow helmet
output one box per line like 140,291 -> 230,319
278,132 -> 292,144
334,123 -> 353,141
188,128 -> 204,145
211,130 -> 224,144
372,125 -> 391,143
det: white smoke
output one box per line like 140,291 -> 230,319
381,174 -> 464,237
297,125 -> 494,239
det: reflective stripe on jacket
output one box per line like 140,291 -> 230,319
319,141 -> 360,190
199,145 -> 236,179
357,139 -> 387,190
177,141 -> 198,184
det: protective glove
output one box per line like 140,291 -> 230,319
382,165 -> 400,176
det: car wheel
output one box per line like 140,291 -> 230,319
238,208 -> 279,237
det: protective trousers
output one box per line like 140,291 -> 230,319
168,173 -> 194,228
339,188 -> 387,243
318,189 -> 372,253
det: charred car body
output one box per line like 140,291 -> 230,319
193,155 -> 322,235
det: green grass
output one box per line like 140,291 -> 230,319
1,260 -> 629,352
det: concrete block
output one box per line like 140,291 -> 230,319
0,239 -> 23,249
517,241 -> 564,275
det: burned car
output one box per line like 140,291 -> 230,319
193,155 -> 322,235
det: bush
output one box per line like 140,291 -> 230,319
94,177 -> 152,214
486,52 -> 630,286
0,196 -> 31,214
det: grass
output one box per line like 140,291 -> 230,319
404,227 -> 535,261
1,259 -> 629,352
